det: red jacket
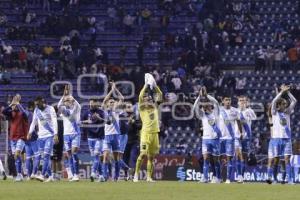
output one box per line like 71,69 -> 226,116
3,106 -> 28,141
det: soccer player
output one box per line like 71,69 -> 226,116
24,101 -> 39,180
193,87 -> 221,183
28,96 -> 58,182
57,85 -> 81,182
118,102 -> 132,180
101,82 -> 124,181
234,96 -> 257,183
2,94 -> 28,181
133,74 -> 163,182
267,84 -> 297,184
219,95 -> 241,184
82,98 -> 105,182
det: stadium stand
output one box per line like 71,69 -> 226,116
0,0 -> 300,157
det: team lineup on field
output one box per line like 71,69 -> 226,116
0,73 -> 298,185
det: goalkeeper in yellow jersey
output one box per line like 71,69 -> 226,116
133,73 -> 163,182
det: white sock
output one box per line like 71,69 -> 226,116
66,168 -> 72,178
0,159 -> 5,173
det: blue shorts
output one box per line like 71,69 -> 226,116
268,138 -> 292,159
220,139 -> 234,156
25,140 -> 39,158
202,139 -> 220,156
64,134 -> 81,152
119,134 -> 128,153
234,139 -> 250,153
88,138 -> 103,156
103,134 -> 120,152
10,139 -> 25,154
38,136 -> 54,155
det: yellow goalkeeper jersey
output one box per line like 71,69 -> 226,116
138,85 -> 162,134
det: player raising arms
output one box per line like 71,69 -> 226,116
193,87 -> 222,183
2,94 -> 28,181
28,96 -> 58,182
267,84 -> 297,184
133,73 -> 163,182
234,96 -> 257,183
101,82 -> 124,181
82,98 -> 105,182
57,85 -> 81,182
219,95 -> 241,184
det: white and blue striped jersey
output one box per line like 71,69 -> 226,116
234,108 -> 257,139
219,106 -> 239,140
271,91 -> 297,139
104,110 -> 121,135
193,95 -> 221,139
58,98 -> 81,136
29,105 -> 58,138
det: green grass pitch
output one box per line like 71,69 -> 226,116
0,180 -> 300,200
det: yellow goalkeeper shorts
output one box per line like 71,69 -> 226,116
140,132 -> 160,155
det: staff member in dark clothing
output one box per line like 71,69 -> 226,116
82,98 -> 105,182
49,105 -> 64,181
123,104 -> 141,179
119,102 -> 132,180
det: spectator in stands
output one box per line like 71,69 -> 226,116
18,47 -> 28,70
274,47 -> 284,70
43,43 -> 54,59
141,7 -> 152,23
0,11 -> 7,26
107,6 -> 117,27
120,46 -> 127,66
70,32 -> 81,50
25,12 -> 36,24
43,0 -> 51,11
136,42 -> 144,66
171,74 -> 182,92
255,47 -> 266,71
0,68 -> 11,84
123,13 -> 135,35
235,77 -> 246,95
265,46 -> 275,71
287,47 -> 298,70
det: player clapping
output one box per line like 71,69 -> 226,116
57,85 -> 81,182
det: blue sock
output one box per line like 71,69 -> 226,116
236,160 -> 242,176
92,155 -> 99,174
47,162 -> 52,176
25,158 -> 33,176
227,160 -> 233,180
72,153 -> 79,175
114,160 -> 120,180
286,163 -> 292,182
108,163 -> 112,178
98,160 -> 102,175
15,156 -> 22,174
241,161 -> 245,176
42,154 -> 50,176
267,167 -> 273,180
203,159 -> 209,180
33,154 -> 41,175
69,156 -> 75,175
273,165 -> 278,181
215,161 -> 221,179
102,162 -> 108,180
